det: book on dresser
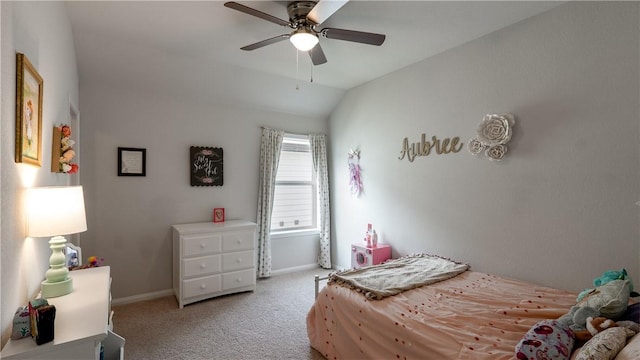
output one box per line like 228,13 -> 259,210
172,220 -> 257,308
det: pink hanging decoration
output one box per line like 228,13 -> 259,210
348,149 -> 362,197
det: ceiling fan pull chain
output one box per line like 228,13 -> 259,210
310,62 -> 313,83
296,49 -> 300,90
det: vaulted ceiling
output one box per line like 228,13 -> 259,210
65,1 -> 561,118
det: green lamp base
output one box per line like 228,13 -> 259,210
41,277 -> 73,298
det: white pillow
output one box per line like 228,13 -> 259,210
615,333 -> 640,360
574,327 -> 635,360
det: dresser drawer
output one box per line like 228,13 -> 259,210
222,250 -> 254,272
183,234 -> 222,257
184,255 -> 221,278
183,275 -> 222,299
222,269 -> 255,291
222,231 -> 254,252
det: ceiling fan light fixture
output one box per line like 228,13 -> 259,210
290,27 -> 319,51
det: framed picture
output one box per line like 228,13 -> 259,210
118,147 -> 146,176
213,208 -> 225,223
65,243 -> 82,267
190,146 -> 223,186
15,53 -> 43,166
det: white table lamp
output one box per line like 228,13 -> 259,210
27,186 -> 87,298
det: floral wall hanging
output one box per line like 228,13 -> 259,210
51,124 -> 78,173
468,113 -> 515,161
348,149 -> 362,197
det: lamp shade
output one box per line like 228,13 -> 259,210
27,186 -> 87,237
290,28 -> 319,51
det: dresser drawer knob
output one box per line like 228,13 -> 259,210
200,243 -> 206,249
200,264 -> 206,269
236,277 -> 242,283
200,284 -> 206,289
236,240 -> 242,244
236,258 -> 242,263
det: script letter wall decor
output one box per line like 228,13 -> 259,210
190,146 -> 223,186
399,134 -> 463,162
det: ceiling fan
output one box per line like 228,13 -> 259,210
224,1 -> 386,65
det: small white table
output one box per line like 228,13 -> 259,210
0,266 -> 124,359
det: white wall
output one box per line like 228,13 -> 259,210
329,2 -> 639,292
79,79 -> 328,300
0,1 -> 79,346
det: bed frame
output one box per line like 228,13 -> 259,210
313,274 -> 329,298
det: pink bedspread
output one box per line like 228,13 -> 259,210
307,271 -> 577,360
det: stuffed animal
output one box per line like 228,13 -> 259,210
577,269 -> 632,302
573,316 -> 617,341
558,305 -> 599,333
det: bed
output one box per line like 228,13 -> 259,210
306,254 -> 638,360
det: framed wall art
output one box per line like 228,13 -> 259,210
15,53 -> 44,166
213,208 -> 225,223
118,147 -> 146,176
190,146 -> 223,186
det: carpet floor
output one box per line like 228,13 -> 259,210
112,267 -> 332,360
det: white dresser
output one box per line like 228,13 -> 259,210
0,266 -> 125,360
172,220 -> 257,308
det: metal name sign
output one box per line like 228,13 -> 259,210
399,133 -> 463,162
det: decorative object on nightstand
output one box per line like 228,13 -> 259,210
27,186 -> 87,298
351,243 -> 391,269
28,299 -> 56,345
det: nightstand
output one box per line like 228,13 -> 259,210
351,243 -> 392,268
0,266 -> 124,359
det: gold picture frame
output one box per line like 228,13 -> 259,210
15,53 -> 43,166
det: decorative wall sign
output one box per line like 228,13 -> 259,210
398,134 -> 463,162
118,147 -> 146,176
15,53 -> 43,166
468,114 -> 515,161
348,149 -> 362,197
190,146 -> 223,186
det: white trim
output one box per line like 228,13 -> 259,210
111,265 -> 324,305
271,228 -> 320,239
111,289 -> 173,306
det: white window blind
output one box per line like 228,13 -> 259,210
270,135 -> 317,232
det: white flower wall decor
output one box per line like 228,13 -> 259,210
468,114 -> 515,161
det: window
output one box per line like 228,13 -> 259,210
270,135 -> 317,233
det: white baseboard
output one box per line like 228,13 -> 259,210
112,289 -> 174,306
112,264 -> 324,306
270,263 -> 323,276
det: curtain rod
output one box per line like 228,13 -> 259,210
260,126 -> 323,138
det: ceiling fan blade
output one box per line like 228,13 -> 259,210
307,0 -> 349,25
308,44 -> 328,65
321,28 -> 385,46
224,2 -> 291,27
240,34 -> 290,51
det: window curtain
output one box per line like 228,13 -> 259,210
309,134 -> 332,269
256,128 -> 284,278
